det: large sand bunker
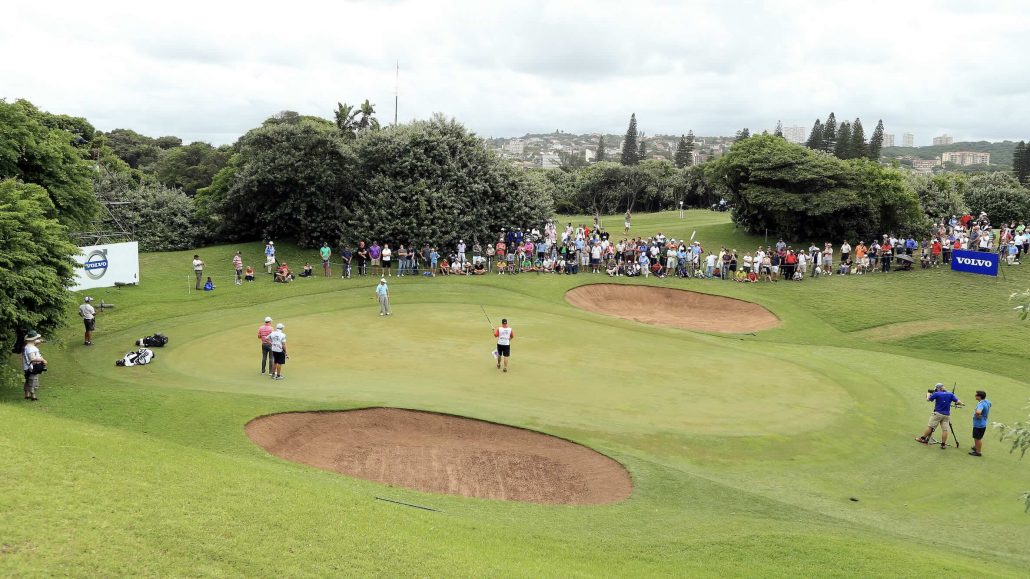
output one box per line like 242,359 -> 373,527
565,284 -> 780,333
245,408 -> 632,505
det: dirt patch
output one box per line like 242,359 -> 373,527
245,408 -> 632,505
565,284 -> 780,333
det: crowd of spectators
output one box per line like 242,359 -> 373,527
234,212 -> 1029,284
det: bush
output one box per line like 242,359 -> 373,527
96,170 -> 203,251
964,172 -> 1030,225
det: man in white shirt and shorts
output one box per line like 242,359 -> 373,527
493,318 -> 514,373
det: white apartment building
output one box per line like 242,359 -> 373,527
503,138 -> 524,156
783,125 -> 808,144
933,134 -> 954,146
941,151 -> 990,166
882,133 -> 895,148
902,133 -> 915,147
540,153 -> 560,170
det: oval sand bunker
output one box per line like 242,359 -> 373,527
245,408 -> 632,505
565,284 -> 780,333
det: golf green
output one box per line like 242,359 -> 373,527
3,210 -> 1029,577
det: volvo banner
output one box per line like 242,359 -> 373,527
72,242 -> 140,290
950,249 -> 998,277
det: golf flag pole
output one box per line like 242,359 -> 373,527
482,305 -> 498,359
690,230 -> 696,242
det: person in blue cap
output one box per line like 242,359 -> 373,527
915,383 -> 964,449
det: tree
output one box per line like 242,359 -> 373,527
356,99 -> 380,134
95,169 -> 203,251
620,113 -> 639,166
705,134 -> 924,241
215,115 -> 357,247
349,114 -> 552,248
908,172 -> 968,221
557,150 -> 587,171
674,134 -> 694,168
774,120 -> 784,138
334,102 -> 360,139
0,179 -> 80,359
964,172 -> 1030,225
1013,141 -> 1029,185
637,138 -> 647,162
834,121 -> 852,159
850,118 -> 867,160
595,135 -> 606,163
154,142 -> 230,196
735,128 -> 750,142
0,99 -> 99,229
805,119 -> 824,150
822,112 -> 837,153
868,119 -> 885,160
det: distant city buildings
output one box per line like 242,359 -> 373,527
941,151 -> 990,166
882,133 -> 895,148
933,134 -> 954,146
911,158 -> 942,173
503,138 -> 524,156
539,153 -> 560,170
782,125 -> 808,144
902,133 -> 915,147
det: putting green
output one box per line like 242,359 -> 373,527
164,300 -> 852,437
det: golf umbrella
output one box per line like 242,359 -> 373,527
894,254 -> 914,263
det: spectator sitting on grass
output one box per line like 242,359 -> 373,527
244,265 -> 255,282
203,277 -> 216,291
299,263 -> 314,277
275,263 -> 293,283
438,257 -> 450,276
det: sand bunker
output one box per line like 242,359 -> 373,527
565,284 -> 780,333
245,408 -> 632,505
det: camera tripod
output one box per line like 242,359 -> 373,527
924,383 -> 963,448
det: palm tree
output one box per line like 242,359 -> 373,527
357,99 -> 380,133
334,102 -> 359,139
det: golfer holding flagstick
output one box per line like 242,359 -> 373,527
483,306 -> 514,373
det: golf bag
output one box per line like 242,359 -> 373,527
116,348 -> 155,367
136,333 -> 169,348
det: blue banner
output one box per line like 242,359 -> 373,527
951,249 -> 998,277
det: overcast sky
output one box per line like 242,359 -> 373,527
4,0 -> 1028,146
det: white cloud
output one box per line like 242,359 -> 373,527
3,0 -> 1029,145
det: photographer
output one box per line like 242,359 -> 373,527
915,383 -> 963,449
21,331 -> 46,401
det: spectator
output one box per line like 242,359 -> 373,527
233,251 -> 243,285
192,254 -> 204,290
320,243 -> 332,277
22,331 -> 46,401
264,241 -> 276,273
244,265 -> 255,282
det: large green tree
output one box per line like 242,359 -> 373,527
214,116 -> 357,247
0,99 -> 98,229
908,172 -> 968,221
595,135 -> 606,163
154,142 -> 230,196
1013,140 -> 1028,185
0,179 -> 79,358
964,172 -> 1030,225
348,114 -> 552,247
95,169 -> 202,251
706,134 -> 924,241
868,119 -> 885,160
620,114 -> 639,166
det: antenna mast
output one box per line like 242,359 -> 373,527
394,61 -> 399,125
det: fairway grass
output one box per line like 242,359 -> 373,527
2,210 -> 1029,576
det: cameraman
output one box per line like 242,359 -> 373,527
21,331 -> 47,401
915,383 -> 963,449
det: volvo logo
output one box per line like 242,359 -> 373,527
84,249 -> 109,280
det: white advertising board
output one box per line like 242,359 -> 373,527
72,242 -> 140,290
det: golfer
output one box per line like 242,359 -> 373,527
376,278 -> 391,316
257,316 -> 274,375
192,254 -> 204,290
916,383 -> 963,449
268,323 -> 287,380
969,390 -> 992,457
22,331 -> 46,401
493,318 -> 514,372
79,296 -> 96,346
